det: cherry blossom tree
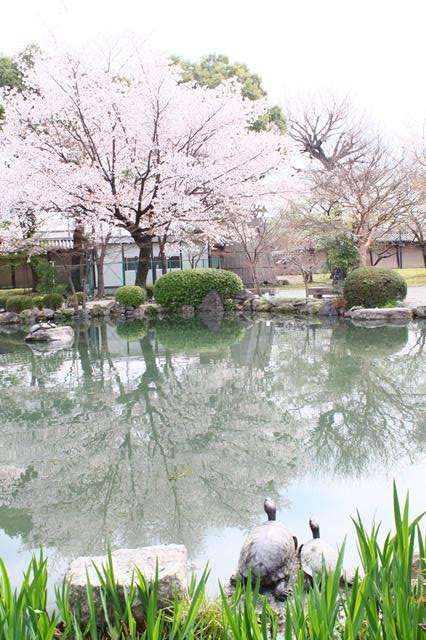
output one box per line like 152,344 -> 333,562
0,48 -> 294,287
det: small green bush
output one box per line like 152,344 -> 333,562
115,285 -> 145,308
321,232 -> 360,276
117,320 -> 148,341
0,288 -> 31,309
5,295 -> 35,313
33,259 -> 66,295
153,268 -> 243,310
32,295 -> 45,310
42,293 -> 64,311
145,284 -> 154,299
343,267 -> 407,308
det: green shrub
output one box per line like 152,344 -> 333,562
42,293 -> 64,311
145,284 -> 154,299
153,268 -> 243,310
321,232 -> 360,276
115,285 -> 145,307
117,320 -> 148,341
0,288 -> 32,309
32,295 -> 45,310
5,295 -> 35,313
343,267 -> 407,308
33,259 -> 65,294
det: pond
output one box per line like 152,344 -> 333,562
0,316 -> 425,594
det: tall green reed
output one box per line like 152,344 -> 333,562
0,485 -> 423,639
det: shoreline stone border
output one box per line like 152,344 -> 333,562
0,289 -> 424,327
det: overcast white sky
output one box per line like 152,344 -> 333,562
1,0 -> 426,136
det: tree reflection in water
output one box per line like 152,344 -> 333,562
0,317 -> 424,566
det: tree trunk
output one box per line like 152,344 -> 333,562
10,262 -> 16,288
133,234 -> 153,288
303,272 -> 309,297
422,244 -> 426,268
97,253 -> 105,298
359,239 -> 369,266
68,273 -> 78,310
160,245 -> 167,275
249,262 -> 261,295
94,232 -> 111,298
72,224 -> 85,291
30,263 -> 38,291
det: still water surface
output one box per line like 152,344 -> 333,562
0,317 -> 425,592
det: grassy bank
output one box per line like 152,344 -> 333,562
0,487 -> 424,638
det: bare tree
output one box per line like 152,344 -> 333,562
180,237 -> 209,269
311,141 -> 416,265
273,208 -> 324,295
228,212 -> 279,295
403,209 -> 426,267
288,97 -> 368,169
404,142 -> 426,267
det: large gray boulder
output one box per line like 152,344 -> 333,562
413,306 -> 426,319
196,289 -> 224,317
234,289 -> 255,303
38,308 -> 56,320
25,324 -> 75,347
67,544 -> 188,625
252,298 -> 273,312
87,300 -> 116,317
0,311 -> 20,325
350,307 -> 412,321
318,300 -> 339,317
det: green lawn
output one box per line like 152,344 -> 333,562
281,268 -> 426,288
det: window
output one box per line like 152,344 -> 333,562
124,256 -> 138,271
209,256 -> 224,269
167,256 -> 181,269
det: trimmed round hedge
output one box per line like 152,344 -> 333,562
42,293 -> 64,311
343,267 -> 407,308
153,268 -> 243,310
115,285 -> 145,308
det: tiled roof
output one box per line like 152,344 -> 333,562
376,230 -> 417,243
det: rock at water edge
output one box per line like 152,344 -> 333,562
25,325 -> 75,345
67,544 -> 188,625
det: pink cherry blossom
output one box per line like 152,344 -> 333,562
0,47 -> 298,284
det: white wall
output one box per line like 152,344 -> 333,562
100,242 -> 211,290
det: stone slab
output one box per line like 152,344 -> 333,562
67,544 -> 188,625
350,307 -> 412,321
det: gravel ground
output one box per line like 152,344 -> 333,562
405,286 -> 426,306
